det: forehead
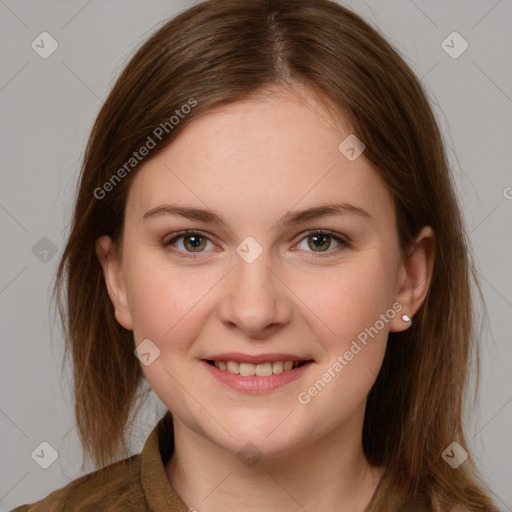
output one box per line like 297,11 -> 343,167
125,88 -> 393,229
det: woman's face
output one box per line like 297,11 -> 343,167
97,85 -> 433,456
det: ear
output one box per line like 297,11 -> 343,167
95,235 -> 133,331
389,226 -> 436,333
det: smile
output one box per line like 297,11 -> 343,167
202,359 -> 314,393
206,359 -> 308,376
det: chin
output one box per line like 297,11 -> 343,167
206,417 -> 307,458
219,433 -> 299,461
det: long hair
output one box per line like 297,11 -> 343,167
51,0 -> 499,509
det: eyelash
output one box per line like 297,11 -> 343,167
161,229 -> 351,259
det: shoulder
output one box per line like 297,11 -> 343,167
10,453 -> 145,512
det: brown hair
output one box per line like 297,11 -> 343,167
51,0 -> 499,510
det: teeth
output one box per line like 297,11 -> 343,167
272,361 -> 284,374
213,360 -> 305,376
240,362 -> 255,376
226,361 -> 239,374
255,362 -> 272,377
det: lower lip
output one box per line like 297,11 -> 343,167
201,360 -> 314,393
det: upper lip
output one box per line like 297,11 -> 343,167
203,353 -> 313,364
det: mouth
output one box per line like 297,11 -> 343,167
201,352 -> 315,393
203,359 -> 312,376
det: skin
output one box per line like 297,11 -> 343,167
96,84 -> 435,512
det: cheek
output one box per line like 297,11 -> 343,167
124,249 -> 221,350
124,256 -> 219,411
294,262 -> 391,415
291,254 -> 394,350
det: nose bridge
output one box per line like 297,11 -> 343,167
219,241 -> 290,335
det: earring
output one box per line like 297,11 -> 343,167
401,314 -> 412,324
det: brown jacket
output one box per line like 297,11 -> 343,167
10,411 -> 189,511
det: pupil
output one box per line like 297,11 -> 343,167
310,234 -> 329,251
187,236 -> 204,250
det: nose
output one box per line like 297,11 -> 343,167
218,248 -> 291,337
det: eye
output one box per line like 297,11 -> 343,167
295,230 -> 350,256
162,230 -> 216,258
162,229 -> 350,259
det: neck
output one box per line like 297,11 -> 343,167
165,409 -> 383,512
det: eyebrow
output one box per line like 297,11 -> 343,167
142,201 -> 372,229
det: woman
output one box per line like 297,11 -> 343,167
12,0 -> 500,510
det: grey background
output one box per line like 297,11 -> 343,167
0,0 -> 511,510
